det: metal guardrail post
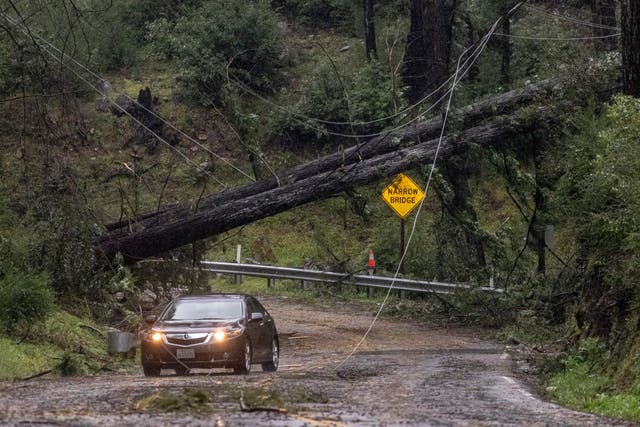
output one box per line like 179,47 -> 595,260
235,244 -> 242,285
302,266 -> 309,291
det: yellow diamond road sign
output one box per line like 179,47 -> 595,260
381,173 -> 425,219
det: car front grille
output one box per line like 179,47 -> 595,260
165,333 -> 210,346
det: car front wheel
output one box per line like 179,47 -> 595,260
174,365 -> 189,376
261,338 -> 279,372
142,365 -> 161,377
233,340 -> 252,375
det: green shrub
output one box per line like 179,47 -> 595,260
56,351 -> 89,376
0,270 -> 55,333
93,22 -> 137,71
282,60 -> 401,149
117,0 -> 203,43
148,0 -> 287,106
273,0 -> 358,33
298,0 -> 357,33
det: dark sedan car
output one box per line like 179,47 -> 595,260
141,294 -> 279,376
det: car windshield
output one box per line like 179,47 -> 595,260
160,299 -> 243,321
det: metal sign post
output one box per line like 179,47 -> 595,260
400,218 -> 405,274
381,173 -> 425,273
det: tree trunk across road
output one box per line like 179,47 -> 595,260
96,80 -> 560,263
96,115 -> 541,263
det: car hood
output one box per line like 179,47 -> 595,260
152,319 -> 242,333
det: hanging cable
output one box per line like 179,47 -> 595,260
230,26 -> 497,141
0,11 -> 256,183
230,26 -> 496,134
494,32 -> 621,41
1,12 -> 229,189
524,3 -> 620,31
335,1 -> 517,368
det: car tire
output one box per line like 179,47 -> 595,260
174,365 -> 190,376
261,338 -> 279,372
142,365 -> 161,377
233,340 -> 252,375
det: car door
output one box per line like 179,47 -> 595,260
245,298 -> 267,360
254,298 -> 276,360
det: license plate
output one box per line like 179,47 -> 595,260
176,348 -> 195,359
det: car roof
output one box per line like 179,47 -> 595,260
172,293 -> 251,301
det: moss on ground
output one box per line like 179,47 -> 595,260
133,388 -> 213,412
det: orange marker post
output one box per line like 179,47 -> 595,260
367,250 -> 376,276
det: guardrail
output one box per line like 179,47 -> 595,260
199,261 -> 503,295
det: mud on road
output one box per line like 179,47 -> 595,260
0,296 -> 632,426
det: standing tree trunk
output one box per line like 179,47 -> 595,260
364,0 -> 377,60
622,0 -> 640,96
591,0 -> 617,51
427,0 -> 457,101
439,146 -> 487,277
462,14 -> 479,82
403,0 -> 456,103
403,0 -> 430,103
500,2 -> 511,85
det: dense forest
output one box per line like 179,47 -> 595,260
1,0 -> 640,420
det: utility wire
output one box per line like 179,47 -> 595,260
494,32 -> 621,41
1,12 -> 229,189
335,2 -> 516,368
0,11 -> 256,183
524,3 -> 620,31
231,25 -> 495,141
230,28 -> 494,134
309,13 -> 507,221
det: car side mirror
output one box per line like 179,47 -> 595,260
250,312 -> 264,322
144,314 -> 157,325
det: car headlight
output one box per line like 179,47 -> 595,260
213,329 -> 226,342
212,327 -> 243,342
151,332 -> 163,343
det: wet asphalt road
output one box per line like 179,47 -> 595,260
0,297 -> 633,426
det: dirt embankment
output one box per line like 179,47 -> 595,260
0,297 -> 632,426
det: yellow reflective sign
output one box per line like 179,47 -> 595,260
381,173 -> 425,219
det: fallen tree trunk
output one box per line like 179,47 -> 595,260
97,114 -> 541,263
100,79 -> 558,238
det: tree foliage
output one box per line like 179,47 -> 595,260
148,0 -> 287,106
282,60 -> 401,148
0,270 -> 54,334
272,0 -> 358,33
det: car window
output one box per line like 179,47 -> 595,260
246,298 -> 263,315
254,299 -> 269,316
161,299 -> 243,320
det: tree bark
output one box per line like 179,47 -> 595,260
404,0 -> 430,103
462,14 -> 479,82
591,0 -> 617,51
439,146 -> 487,272
96,117 -> 540,263
500,2 -> 511,85
622,0 -> 640,96
100,79 -> 559,239
364,0 -> 377,60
